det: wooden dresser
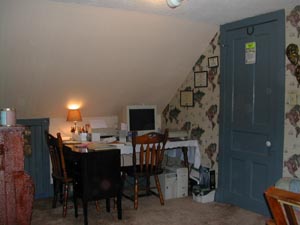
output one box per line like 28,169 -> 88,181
0,126 -> 34,225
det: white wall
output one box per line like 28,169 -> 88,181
0,0 -> 218,119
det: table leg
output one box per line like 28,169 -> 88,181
181,147 -> 189,174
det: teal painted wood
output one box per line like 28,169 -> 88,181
17,118 -> 51,199
217,10 -> 285,216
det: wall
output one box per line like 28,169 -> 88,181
49,116 -> 118,139
49,113 -> 162,140
0,0 -> 217,119
162,4 -> 300,182
161,32 -> 220,180
283,5 -> 300,178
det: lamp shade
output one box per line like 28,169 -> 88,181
66,109 -> 82,122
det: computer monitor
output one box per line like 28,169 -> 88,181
126,105 -> 157,135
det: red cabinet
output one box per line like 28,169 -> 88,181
0,126 -> 34,225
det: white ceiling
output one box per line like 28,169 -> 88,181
52,0 -> 299,24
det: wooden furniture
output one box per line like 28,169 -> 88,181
0,126 -> 34,225
123,130 -> 168,209
64,146 -> 122,225
265,186 -> 300,225
45,132 -> 74,217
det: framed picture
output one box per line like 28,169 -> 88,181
208,56 -> 219,68
180,90 -> 194,107
194,71 -> 208,88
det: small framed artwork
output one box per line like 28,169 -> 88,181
180,90 -> 194,107
194,71 -> 208,88
208,56 -> 219,68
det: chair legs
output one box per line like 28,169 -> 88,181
52,179 -> 59,208
154,175 -> 164,206
131,175 -> 164,209
76,197 -> 121,225
134,177 -> 139,209
52,179 -> 71,217
105,196 -> 122,219
62,183 -> 70,217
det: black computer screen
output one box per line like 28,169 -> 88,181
128,108 -> 155,131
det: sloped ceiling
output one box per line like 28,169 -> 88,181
0,0 -> 297,119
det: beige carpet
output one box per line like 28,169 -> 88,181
31,196 -> 267,225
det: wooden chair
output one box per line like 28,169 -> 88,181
45,132 -> 73,217
265,186 -> 300,225
71,149 -> 123,225
123,129 -> 168,209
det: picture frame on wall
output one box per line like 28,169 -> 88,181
180,90 -> 194,107
194,71 -> 208,88
208,56 -> 219,68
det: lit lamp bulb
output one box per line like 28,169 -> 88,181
166,0 -> 183,8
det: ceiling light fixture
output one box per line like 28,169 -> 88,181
166,0 -> 183,8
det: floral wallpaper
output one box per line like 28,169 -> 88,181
284,5 -> 300,178
161,32 -> 220,181
162,4 -> 300,184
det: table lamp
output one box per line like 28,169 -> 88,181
66,109 -> 82,133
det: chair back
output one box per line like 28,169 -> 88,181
132,130 -> 168,174
265,186 -> 300,225
56,133 -> 69,180
45,132 -> 68,181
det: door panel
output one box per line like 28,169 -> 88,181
217,10 -> 285,215
17,118 -> 51,199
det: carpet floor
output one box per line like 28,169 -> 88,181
31,196 -> 268,225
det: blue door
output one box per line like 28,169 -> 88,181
217,10 -> 285,215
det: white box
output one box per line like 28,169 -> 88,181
151,166 -> 188,200
150,169 -> 177,200
193,190 -> 215,203
166,166 -> 188,198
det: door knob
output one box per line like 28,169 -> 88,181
266,141 -> 272,147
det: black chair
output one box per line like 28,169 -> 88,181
123,130 -> 168,209
45,132 -> 74,217
71,149 -> 123,225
